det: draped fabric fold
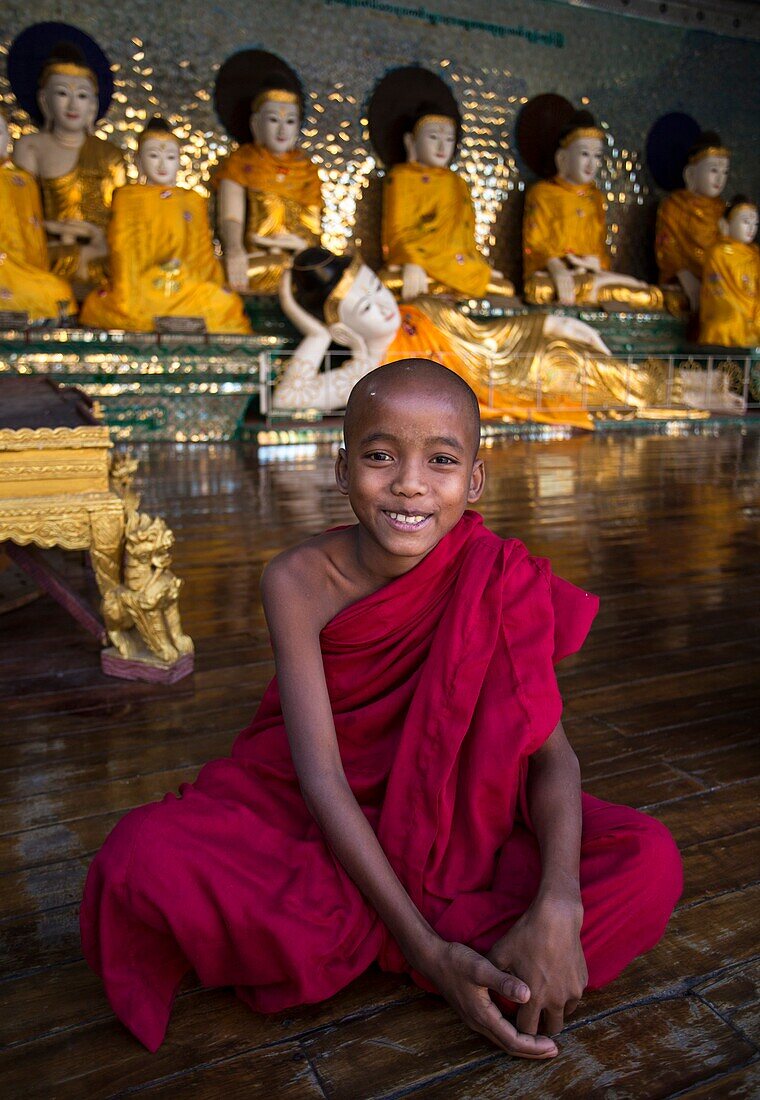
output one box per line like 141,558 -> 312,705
81,512 -> 681,1052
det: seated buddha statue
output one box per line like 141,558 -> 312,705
656,131 -> 730,313
272,248 -> 737,426
213,49 -> 322,295
522,110 -> 663,310
80,118 -> 251,334
0,108 -> 77,324
699,195 -> 759,348
368,66 -> 514,302
9,29 -> 125,296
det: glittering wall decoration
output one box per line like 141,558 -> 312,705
1,0 -> 758,289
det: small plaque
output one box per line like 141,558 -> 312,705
0,311 -> 29,329
154,316 -> 207,335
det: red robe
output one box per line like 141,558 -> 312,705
81,512 -> 682,1051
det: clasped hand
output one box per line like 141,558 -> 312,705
487,895 -> 587,1040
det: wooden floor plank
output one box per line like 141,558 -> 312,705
1,431 -> 757,1098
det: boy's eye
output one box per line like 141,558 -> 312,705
431,455 -> 458,465
365,451 -> 392,462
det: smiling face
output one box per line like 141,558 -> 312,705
686,155 -> 730,199
336,360 -> 484,572
251,98 -> 300,155
337,264 -> 400,343
137,137 -> 180,185
727,204 -> 758,245
557,136 -> 604,185
39,74 -> 98,134
407,118 -> 456,169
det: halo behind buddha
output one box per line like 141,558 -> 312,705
214,50 -> 304,146
7,21 -> 114,125
367,66 -> 460,168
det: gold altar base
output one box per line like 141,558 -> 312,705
101,646 -> 194,684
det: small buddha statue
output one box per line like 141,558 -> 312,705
213,50 -> 322,295
369,67 -> 514,302
522,110 -> 663,309
80,118 -> 251,334
10,30 -> 125,295
699,195 -> 759,348
656,131 -> 730,313
0,107 -> 77,324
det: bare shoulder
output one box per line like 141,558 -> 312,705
261,527 -> 360,632
12,133 -> 41,170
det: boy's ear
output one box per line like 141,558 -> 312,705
467,458 -> 485,503
335,447 -> 350,496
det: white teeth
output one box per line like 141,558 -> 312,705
388,512 -> 427,525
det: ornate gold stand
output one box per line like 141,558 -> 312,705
0,426 -> 193,682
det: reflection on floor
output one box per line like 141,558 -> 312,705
1,429 -> 758,1097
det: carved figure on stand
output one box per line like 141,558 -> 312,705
101,451 -> 193,672
699,195 -> 759,348
520,106 -> 663,309
80,117 -> 251,333
368,67 -> 514,302
656,131 -> 730,314
213,50 -> 322,295
9,23 -> 126,297
0,107 -> 77,323
272,248 -> 731,428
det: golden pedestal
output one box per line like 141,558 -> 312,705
0,425 -> 193,682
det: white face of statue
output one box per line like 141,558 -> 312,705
0,115 -> 10,161
250,99 -> 300,155
557,137 -> 604,185
137,138 -> 181,186
407,118 -> 456,169
338,265 -> 400,342
727,205 -> 759,245
686,155 -> 730,199
39,74 -> 98,135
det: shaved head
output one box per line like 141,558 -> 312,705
344,359 -> 481,458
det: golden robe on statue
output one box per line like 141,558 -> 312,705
523,177 -> 663,309
656,189 -> 725,284
699,237 -> 760,348
214,144 -> 322,294
381,162 -> 513,299
0,161 -> 77,322
386,300 -> 710,431
80,185 -> 251,333
37,135 -> 125,286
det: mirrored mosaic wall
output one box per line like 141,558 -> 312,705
1,0 -> 758,287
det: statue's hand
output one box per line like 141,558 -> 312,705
544,314 -> 611,356
677,269 -> 701,313
251,233 -> 307,253
279,268 -> 330,338
45,219 -> 100,247
225,248 -> 249,292
553,269 -> 577,306
402,263 -> 429,301
579,254 -> 602,274
489,267 -> 504,279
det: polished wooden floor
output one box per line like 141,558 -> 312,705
1,429 -> 759,1098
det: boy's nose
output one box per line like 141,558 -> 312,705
391,464 -> 427,497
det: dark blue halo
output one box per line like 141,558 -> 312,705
7,22 -> 114,126
646,112 -> 701,192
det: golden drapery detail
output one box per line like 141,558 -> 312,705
699,237 -> 760,348
37,135 -> 125,286
656,189 -> 725,284
214,143 -> 322,294
381,162 -> 513,299
0,161 -> 77,321
80,184 -> 251,333
522,176 -> 662,308
386,299 -> 710,430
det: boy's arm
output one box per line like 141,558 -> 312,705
488,721 -> 587,1038
261,553 -> 558,1059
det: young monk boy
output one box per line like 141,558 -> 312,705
81,359 -> 682,1056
